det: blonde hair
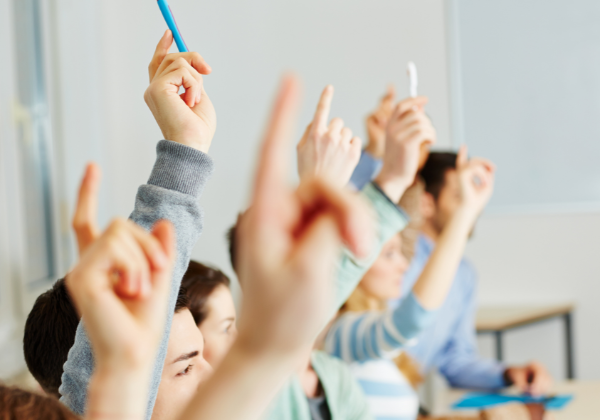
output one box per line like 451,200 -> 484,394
341,179 -> 426,389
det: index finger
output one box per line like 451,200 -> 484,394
72,163 -> 102,255
149,30 -> 174,82
311,85 -> 334,133
252,74 -> 301,214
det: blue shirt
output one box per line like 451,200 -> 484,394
392,234 -> 506,390
350,151 -> 507,390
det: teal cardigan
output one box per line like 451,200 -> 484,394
263,183 -> 409,420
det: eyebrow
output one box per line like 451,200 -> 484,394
172,351 -> 199,364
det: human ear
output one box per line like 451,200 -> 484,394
420,192 -> 436,219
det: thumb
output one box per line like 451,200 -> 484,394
72,162 -> 101,256
152,220 -> 176,267
149,30 -> 174,82
456,144 -> 468,169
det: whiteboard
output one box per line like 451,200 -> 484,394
447,0 -> 600,213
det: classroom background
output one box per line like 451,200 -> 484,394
1,0 -> 599,410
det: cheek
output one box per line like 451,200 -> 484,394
153,378 -> 197,420
202,335 -> 230,368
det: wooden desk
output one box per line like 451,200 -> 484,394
441,381 -> 600,420
476,303 -> 575,378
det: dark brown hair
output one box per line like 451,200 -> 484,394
181,261 -> 231,326
419,151 -> 458,200
0,385 -> 78,419
23,278 -> 78,398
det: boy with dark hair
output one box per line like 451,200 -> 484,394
349,87 -> 553,396
23,275 -> 190,399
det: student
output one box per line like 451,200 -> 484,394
61,72 -> 376,420
349,89 -> 553,396
325,146 -> 496,420
60,30 -> 217,417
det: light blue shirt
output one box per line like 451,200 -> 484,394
392,234 -> 506,390
350,151 -> 507,390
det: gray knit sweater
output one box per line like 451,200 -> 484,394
59,140 -> 214,419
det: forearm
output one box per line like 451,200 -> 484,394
86,366 -> 152,420
326,292 -> 435,362
411,207 -> 474,310
178,342 -> 298,420
441,357 -> 506,390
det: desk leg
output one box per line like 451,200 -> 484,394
564,312 -> 575,379
495,331 -> 504,362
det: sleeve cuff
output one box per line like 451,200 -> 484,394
392,291 -> 438,343
364,182 -> 410,225
147,140 -> 215,197
349,151 -> 383,190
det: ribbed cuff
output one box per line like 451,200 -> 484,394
147,140 -> 214,197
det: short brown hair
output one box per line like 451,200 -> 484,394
181,261 -> 231,326
0,385 -> 78,419
419,152 -> 457,200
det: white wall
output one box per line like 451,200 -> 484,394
45,0 -> 600,384
467,212 -> 600,380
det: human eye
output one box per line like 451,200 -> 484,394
176,364 -> 194,377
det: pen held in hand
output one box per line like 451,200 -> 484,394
157,0 -> 189,52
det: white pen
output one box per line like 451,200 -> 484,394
407,61 -> 418,98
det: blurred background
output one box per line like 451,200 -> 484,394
1,0 -> 599,407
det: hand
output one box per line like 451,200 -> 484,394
374,96 -> 436,202
364,85 -> 395,159
72,162 -> 102,255
144,30 -> 216,153
236,76 -> 374,357
67,217 -> 175,371
505,362 -> 553,396
296,85 -> 362,187
455,145 -> 496,220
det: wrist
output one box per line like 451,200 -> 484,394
373,172 -> 411,203
364,141 -> 384,160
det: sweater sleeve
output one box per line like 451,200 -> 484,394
324,292 -> 437,363
59,140 -> 214,419
330,182 -> 409,317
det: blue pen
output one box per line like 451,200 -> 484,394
157,0 -> 189,52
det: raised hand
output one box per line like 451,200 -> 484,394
505,362 -> 553,397
144,30 -> 216,153
238,77 -> 373,355
296,85 -> 362,187
178,77 -> 374,420
455,145 -> 496,220
374,96 -> 436,202
66,164 -> 176,419
364,85 -> 395,159
72,163 -> 102,255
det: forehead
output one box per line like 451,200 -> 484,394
168,309 -> 204,357
206,285 -> 236,318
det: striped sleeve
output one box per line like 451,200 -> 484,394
325,292 -> 437,363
